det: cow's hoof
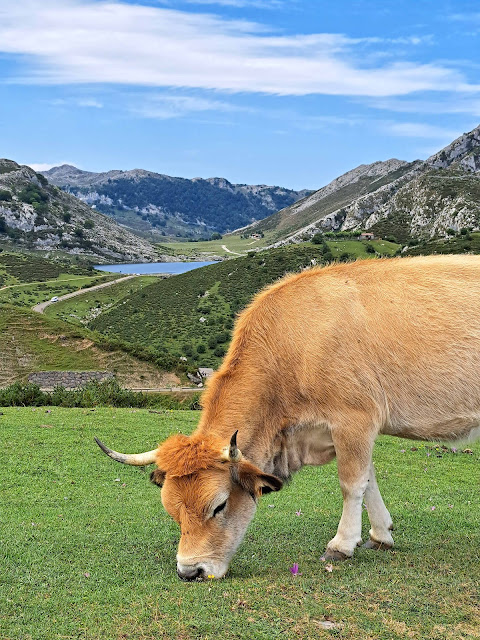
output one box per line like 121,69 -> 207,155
362,538 -> 393,551
321,549 -> 350,562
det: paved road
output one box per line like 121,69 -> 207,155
32,274 -> 138,314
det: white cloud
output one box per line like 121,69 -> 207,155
183,0 -> 284,7
130,94 -> 253,119
384,122 -> 461,140
0,0 -> 475,97
367,96 -> 480,118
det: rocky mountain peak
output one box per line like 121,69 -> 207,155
427,124 -> 480,173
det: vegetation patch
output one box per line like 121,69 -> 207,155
44,275 -> 158,326
91,243 -> 399,368
1,407 -> 478,639
0,305 -> 179,388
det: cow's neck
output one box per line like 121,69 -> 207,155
195,365 -> 287,471
195,365 -> 336,481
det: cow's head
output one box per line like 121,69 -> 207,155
95,431 -> 282,580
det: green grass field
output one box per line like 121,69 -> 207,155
2,407 -> 479,640
157,234 -> 271,259
44,276 -> 158,326
160,236 -> 400,261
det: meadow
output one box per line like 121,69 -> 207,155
1,407 -> 479,640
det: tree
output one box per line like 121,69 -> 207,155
211,232 -> 223,240
84,219 -> 95,229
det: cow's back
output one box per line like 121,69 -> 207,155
243,255 -> 480,440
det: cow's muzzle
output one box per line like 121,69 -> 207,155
177,565 -> 206,581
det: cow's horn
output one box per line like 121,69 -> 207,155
95,437 -> 158,466
227,430 -> 242,462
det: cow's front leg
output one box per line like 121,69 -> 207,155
363,462 -> 394,550
322,421 -> 374,560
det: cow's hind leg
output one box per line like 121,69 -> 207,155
362,462 -> 394,550
322,415 -> 376,561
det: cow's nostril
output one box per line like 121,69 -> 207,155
177,566 -> 205,581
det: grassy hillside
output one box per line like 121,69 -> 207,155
0,305 -> 179,388
0,252 -> 117,307
44,275 -> 158,326
2,407 -> 479,639
404,230 -> 480,256
90,242 -> 398,368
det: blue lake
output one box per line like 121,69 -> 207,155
94,261 -> 215,275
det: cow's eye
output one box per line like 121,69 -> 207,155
213,500 -> 227,517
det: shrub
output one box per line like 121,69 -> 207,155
84,219 -> 95,229
311,233 -> 324,245
0,382 -> 48,406
214,345 -> 226,357
0,380 -> 201,409
365,244 -> 376,254
63,212 -> 72,223
0,189 -> 12,201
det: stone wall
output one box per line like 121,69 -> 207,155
28,371 -> 114,390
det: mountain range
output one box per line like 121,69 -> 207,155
243,124 -> 480,246
42,165 -> 310,239
0,160 -> 160,262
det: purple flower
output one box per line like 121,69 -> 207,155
431,506 -> 436,511
451,447 -> 457,453
289,563 -> 301,576
400,449 -> 406,453
295,509 -> 303,516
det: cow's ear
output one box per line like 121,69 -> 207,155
234,460 -> 283,497
150,468 -> 166,487
258,473 -> 283,495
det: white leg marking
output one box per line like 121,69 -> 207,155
364,462 -> 394,547
326,469 -> 370,557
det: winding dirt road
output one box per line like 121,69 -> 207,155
32,274 -> 138,314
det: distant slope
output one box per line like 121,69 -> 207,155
0,305 -> 179,388
240,123 -> 480,245
90,242 -> 397,368
248,159 -> 415,242
0,159 -> 160,262
42,164 -> 310,238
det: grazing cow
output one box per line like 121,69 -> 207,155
96,255 -> 480,580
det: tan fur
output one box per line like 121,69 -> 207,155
153,255 -> 480,576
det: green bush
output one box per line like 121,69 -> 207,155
0,189 -> 12,201
0,380 -> 201,409
0,382 -> 47,406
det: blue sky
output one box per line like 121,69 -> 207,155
0,0 -> 479,189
